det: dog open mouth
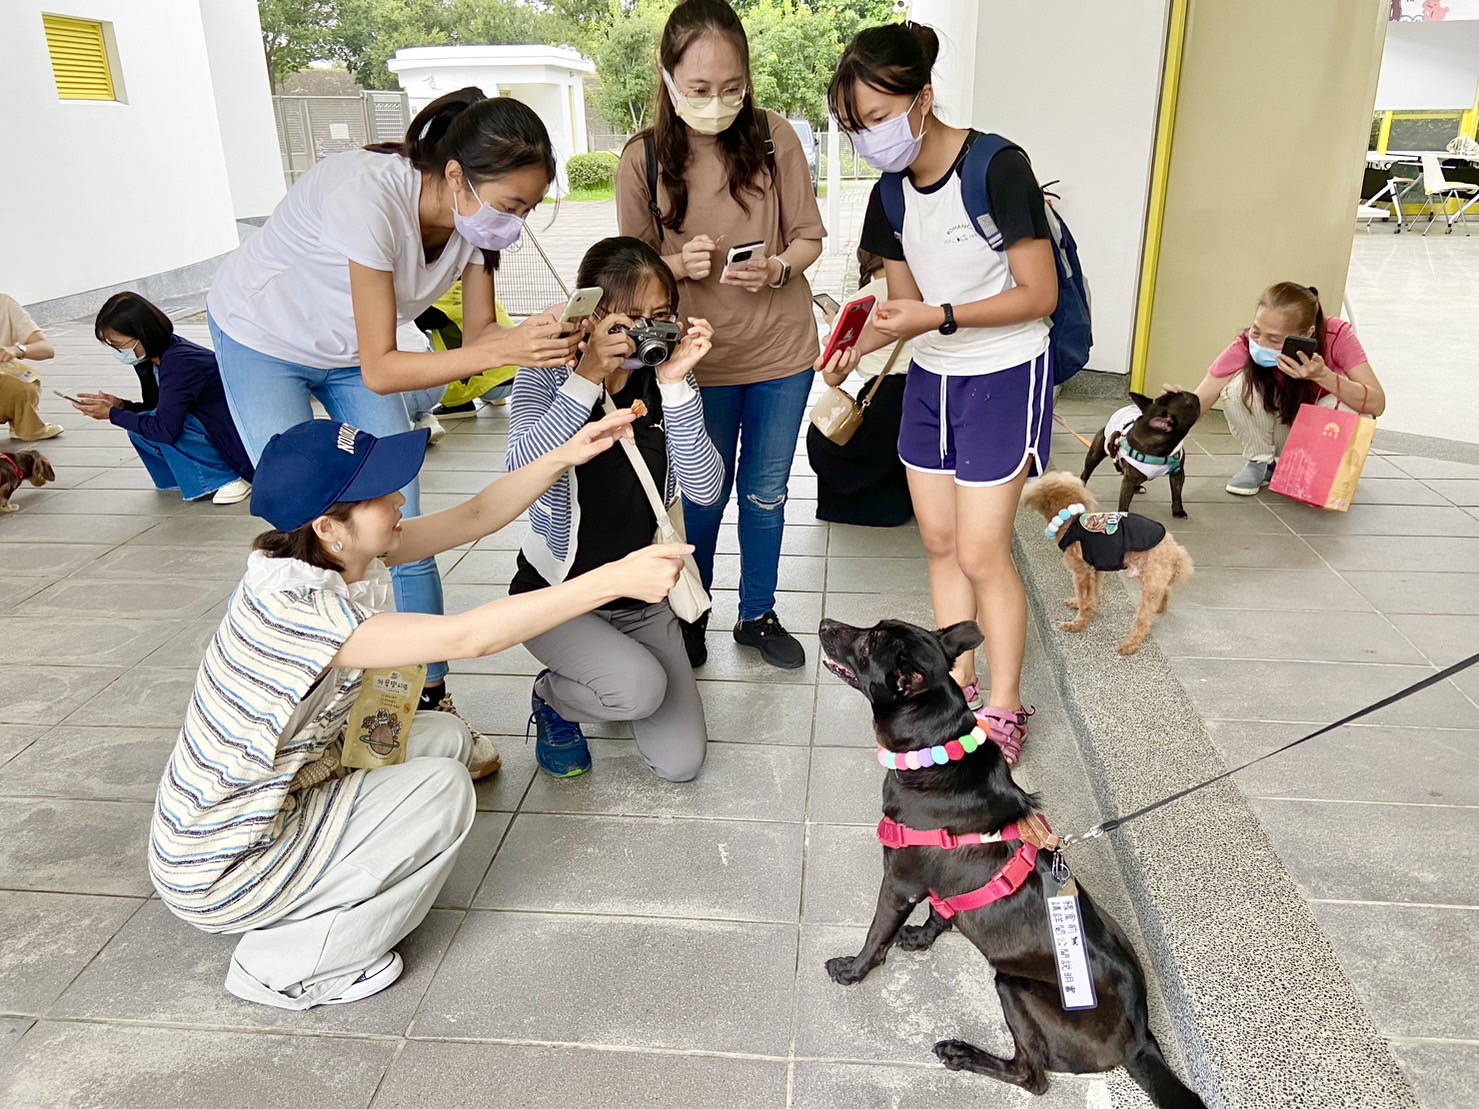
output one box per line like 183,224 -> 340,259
1146,415 -> 1174,432
822,656 -> 858,688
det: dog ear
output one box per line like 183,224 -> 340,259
937,621 -> 984,660
1129,392 -> 1153,413
893,669 -> 929,699
29,455 -> 55,486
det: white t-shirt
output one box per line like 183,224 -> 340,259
207,149 -> 482,370
895,176 -> 1050,377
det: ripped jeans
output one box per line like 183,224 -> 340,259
682,369 -> 813,623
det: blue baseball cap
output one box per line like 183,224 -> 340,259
251,420 -> 429,532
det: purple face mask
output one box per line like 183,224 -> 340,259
452,183 -> 525,252
851,94 -> 926,174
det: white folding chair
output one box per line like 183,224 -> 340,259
1419,153 -> 1478,236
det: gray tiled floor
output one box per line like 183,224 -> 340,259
1052,394 -> 1479,1109
0,309 -> 1159,1108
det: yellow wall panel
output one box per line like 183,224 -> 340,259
42,15 -> 116,102
1140,0 -> 1388,391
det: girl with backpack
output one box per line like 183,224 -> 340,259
615,0 -> 826,673
822,22 -> 1060,764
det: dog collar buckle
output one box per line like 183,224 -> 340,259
876,818 -> 906,849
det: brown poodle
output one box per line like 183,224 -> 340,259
0,449 -> 55,514
1021,471 -> 1193,657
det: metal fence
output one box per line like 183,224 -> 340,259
272,92 -> 412,186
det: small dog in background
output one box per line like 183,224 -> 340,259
0,450 -> 54,514
1081,390 -> 1200,518
1022,472 -> 1193,657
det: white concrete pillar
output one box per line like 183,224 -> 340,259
906,0 -> 980,128
197,0 -> 286,218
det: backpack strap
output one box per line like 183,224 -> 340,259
957,132 -> 1020,251
757,109 -> 776,177
879,171 -> 906,239
643,132 -> 664,245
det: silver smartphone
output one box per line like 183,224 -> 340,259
560,286 -> 605,323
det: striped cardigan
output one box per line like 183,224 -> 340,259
508,366 -> 723,586
149,555 -> 378,932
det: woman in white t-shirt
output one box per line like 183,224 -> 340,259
819,23 -> 1060,766
207,88 -> 581,717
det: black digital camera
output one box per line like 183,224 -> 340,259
615,319 -> 683,367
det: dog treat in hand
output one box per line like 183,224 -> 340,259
629,399 -> 648,419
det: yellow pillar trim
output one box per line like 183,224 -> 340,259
1130,0 -> 1189,395
1377,111 -> 1392,155
1462,85 -> 1479,141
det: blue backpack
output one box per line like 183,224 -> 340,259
878,133 -> 1092,385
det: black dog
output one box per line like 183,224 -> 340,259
1081,391 -> 1200,518
818,617 -> 1205,1108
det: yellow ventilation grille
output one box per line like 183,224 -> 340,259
43,15 -> 116,101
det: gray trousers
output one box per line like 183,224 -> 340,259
223,711 -> 477,1009
526,600 -> 708,782
1220,374 -> 1351,463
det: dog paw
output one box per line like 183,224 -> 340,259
933,1040 -> 977,1071
896,925 -> 933,951
825,955 -> 869,985
1173,508 -> 1188,519
1063,599 -> 1079,611
0,504 -> 17,514
1061,620 -> 1086,634
1117,642 -> 1142,657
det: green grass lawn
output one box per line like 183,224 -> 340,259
548,185 -> 615,204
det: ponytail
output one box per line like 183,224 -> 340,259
829,21 -> 941,132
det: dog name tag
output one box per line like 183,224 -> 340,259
1046,879 -> 1097,1010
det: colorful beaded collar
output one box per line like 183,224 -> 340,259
1043,502 -> 1087,539
878,716 -> 990,771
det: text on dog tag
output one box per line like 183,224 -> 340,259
1046,880 -> 1097,1010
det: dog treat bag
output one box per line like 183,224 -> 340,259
341,665 -> 427,769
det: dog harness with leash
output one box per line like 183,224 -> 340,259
878,813 -> 1061,920
1103,404 -> 1186,480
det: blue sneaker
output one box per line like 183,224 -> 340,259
528,673 -> 591,778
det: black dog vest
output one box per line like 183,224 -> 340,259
1056,511 -> 1166,571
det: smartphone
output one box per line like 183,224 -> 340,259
1281,336 -> 1320,363
819,295 -> 877,366
560,286 -> 604,324
812,293 -> 840,317
723,240 -> 767,277
52,388 -> 85,404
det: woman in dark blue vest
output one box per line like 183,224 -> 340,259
75,292 -> 253,504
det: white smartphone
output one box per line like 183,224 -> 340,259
560,286 -> 605,323
53,388 -> 85,404
723,240 -> 767,277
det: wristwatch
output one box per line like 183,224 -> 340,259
939,304 -> 958,336
769,257 -> 792,289
14,344 -> 26,359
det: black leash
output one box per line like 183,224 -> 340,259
1058,649 -> 1479,849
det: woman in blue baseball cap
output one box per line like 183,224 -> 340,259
148,412 -> 689,1009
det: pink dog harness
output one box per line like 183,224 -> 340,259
876,814 -> 1058,919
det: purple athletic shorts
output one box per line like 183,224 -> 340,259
897,350 -> 1054,486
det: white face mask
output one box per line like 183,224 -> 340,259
852,93 -> 927,173
662,70 -> 745,135
111,343 -> 147,365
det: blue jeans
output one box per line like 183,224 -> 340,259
209,315 -> 449,684
682,369 -> 813,623
129,413 -> 241,501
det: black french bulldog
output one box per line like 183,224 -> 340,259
1081,391 -> 1201,518
818,617 -> 1206,1108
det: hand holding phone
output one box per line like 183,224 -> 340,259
1280,336 -> 1320,363
561,286 -> 604,325
818,294 -> 877,367
720,241 -> 769,291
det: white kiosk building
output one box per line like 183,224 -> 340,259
388,44 -> 594,196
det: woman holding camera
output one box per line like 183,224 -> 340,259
1174,281 -> 1386,495
508,237 -> 722,781
616,0 -> 825,671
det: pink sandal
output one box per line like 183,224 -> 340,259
978,706 -> 1034,766
960,681 -> 984,712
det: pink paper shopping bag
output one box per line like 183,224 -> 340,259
1269,405 -> 1377,512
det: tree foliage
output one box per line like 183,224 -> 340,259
588,0 -> 665,133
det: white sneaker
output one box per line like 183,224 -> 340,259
414,412 -> 447,445
323,951 -> 403,1005
212,478 -> 252,505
